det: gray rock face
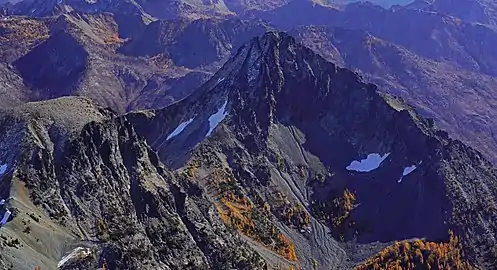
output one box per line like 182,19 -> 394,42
246,0 -> 497,167
288,24 -> 497,173
0,97 -> 265,270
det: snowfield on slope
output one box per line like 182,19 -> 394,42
346,153 -> 390,172
166,118 -> 194,140
398,164 -> 418,183
206,100 -> 228,137
57,247 -> 92,269
402,165 -> 417,176
0,164 -> 7,175
0,209 -> 11,226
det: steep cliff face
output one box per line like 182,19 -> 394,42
289,25 -> 497,166
0,97 -> 265,270
129,32 -> 497,269
0,63 -> 26,109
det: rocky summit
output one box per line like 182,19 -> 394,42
129,32 -> 497,269
1,6 -> 497,269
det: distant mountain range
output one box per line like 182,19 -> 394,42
0,0 -> 293,19
407,0 -> 497,26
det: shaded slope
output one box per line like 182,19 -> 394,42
119,17 -> 272,70
242,2 -> 497,165
1,14 -> 275,112
2,30 -> 496,269
1,13 -> 211,112
14,31 -> 89,99
290,25 -> 497,165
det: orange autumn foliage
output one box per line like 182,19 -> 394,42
212,168 -> 298,262
356,231 -> 474,270
277,234 -> 298,262
332,189 -> 356,227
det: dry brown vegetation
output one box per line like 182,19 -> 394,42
181,150 -> 299,262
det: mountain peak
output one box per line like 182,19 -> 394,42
139,31 -> 405,165
126,31 -> 497,269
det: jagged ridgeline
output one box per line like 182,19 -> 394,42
1,31 -> 497,269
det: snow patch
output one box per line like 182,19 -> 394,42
166,118 -> 194,141
0,164 -> 7,175
346,153 -> 390,172
206,101 -> 228,137
0,209 -> 11,226
57,247 -> 92,269
402,165 -> 417,176
398,164 -> 418,183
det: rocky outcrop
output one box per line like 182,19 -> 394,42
0,97 -> 265,270
288,24 -> 497,165
243,1 -> 497,166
